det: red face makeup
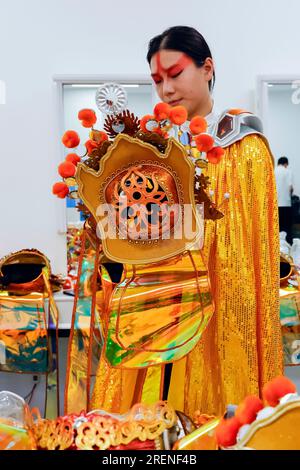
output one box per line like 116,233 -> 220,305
151,52 -> 193,84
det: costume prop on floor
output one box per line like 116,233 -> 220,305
1,375 -> 300,450
0,390 -> 201,450
0,250 -> 61,418
215,376 -> 300,450
30,401 -> 196,450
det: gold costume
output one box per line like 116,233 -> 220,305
91,132 -> 284,416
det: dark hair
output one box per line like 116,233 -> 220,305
147,26 -> 215,91
278,157 -> 289,166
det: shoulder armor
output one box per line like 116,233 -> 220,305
210,109 -> 264,148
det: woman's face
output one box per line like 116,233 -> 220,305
150,50 -> 213,118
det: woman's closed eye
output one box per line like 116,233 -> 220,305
169,70 -> 183,79
151,74 -> 162,84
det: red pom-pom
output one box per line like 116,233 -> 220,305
189,116 -> 207,135
154,102 -> 171,121
65,153 -> 81,166
52,182 -> 69,199
206,146 -> 224,164
263,376 -> 297,407
85,139 -> 99,155
235,396 -> 264,425
58,161 -> 76,178
169,106 -> 188,125
62,130 -> 80,148
215,417 -> 241,448
195,134 -> 215,153
140,115 -> 158,133
78,109 -> 97,128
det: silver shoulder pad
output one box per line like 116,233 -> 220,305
209,110 -> 264,148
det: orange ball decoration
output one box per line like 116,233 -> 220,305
52,182 -> 69,199
215,417 -> 241,448
65,153 -> 81,166
154,102 -> 171,121
78,109 -> 97,128
207,146 -> 224,164
169,106 -> 188,125
85,139 -> 98,154
263,376 -> 297,407
189,116 -> 207,135
61,130 -> 80,148
235,396 -> 264,425
58,161 -> 76,178
195,134 -> 215,153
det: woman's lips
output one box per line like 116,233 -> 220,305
169,99 -> 182,106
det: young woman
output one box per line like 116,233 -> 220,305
90,26 -> 283,418
146,25 -> 283,415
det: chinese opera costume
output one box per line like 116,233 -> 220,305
53,83 -> 283,420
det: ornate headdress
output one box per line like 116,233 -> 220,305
53,83 -> 224,265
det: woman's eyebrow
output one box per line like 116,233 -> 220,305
166,63 -> 184,74
163,56 -> 193,74
151,62 -> 185,77
151,54 -> 192,77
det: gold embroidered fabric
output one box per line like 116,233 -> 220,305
91,134 -> 283,416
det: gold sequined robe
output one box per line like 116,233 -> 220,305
91,133 -> 283,416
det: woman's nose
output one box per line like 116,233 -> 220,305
162,78 -> 175,97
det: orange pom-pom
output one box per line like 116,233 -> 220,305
140,115 -> 158,132
78,109 -> 97,128
62,130 -> 80,148
169,106 -> 188,125
215,417 -> 240,448
81,121 -> 95,128
65,153 -> 81,166
207,146 -> 224,164
235,396 -> 264,425
52,182 -> 69,199
189,116 -> 207,135
154,102 -> 171,121
263,376 -> 297,407
58,161 -> 76,178
195,134 -> 215,153
85,139 -> 99,155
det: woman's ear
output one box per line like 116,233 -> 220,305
203,57 -> 214,82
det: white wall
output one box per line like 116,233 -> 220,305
1,0 -> 300,273
268,86 -> 300,195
